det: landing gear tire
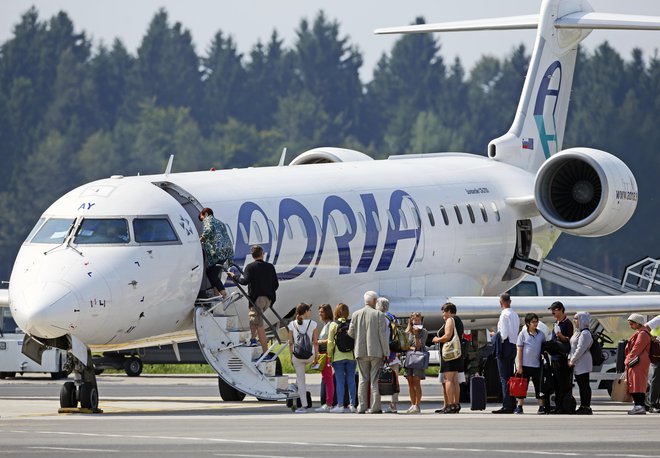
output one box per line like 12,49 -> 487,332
79,383 -> 99,410
123,357 -> 143,377
218,377 -> 246,401
60,381 -> 77,408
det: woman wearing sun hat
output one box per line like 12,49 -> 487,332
625,313 -> 652,415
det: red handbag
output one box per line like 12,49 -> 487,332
508,375 -> 529,398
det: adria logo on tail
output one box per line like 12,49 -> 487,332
533,61 -> 562,159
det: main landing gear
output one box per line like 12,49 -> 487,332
58,351 -> 102,413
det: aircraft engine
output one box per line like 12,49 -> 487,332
534,148 -> 638,237
289,147 -> 373,165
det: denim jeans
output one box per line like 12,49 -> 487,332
497,356 -> 516,410
333,359 -> 357,408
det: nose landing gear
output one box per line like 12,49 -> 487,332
58,351 -> 102,414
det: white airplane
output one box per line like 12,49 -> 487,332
2,0 -> 660,409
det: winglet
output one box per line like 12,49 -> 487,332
164,155 -> 174,175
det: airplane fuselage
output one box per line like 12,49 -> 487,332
9,152 -> 558,350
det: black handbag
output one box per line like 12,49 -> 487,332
378,364 -> 399,395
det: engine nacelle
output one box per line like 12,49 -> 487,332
534,148 -> 638,237
289,147 -> 373,165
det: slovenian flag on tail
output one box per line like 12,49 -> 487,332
522,138 -> 534,150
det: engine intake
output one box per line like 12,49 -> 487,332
534,148 -> 637,237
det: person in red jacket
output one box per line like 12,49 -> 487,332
625,313 -> 652,415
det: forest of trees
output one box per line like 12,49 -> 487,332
1,8 -> 659,287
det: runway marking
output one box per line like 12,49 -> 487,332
214,454 -> 304,458
28,446 -> 118,452
8,430 -> 660,458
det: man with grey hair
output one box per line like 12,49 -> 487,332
376,296 -> 401,413
349,290 -> 390,413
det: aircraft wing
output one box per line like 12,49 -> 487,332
387,294 -> 660,331
0,289 -> 8,307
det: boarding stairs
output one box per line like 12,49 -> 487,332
512,256 -> 660,296
193,265 -> 295,401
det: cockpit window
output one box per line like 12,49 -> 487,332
31,218 -> 75,244
25,218 -> 46,243
133,218 -> 179,243
74,219 -> 129,244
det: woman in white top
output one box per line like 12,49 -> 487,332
287,302 -> 318,413
514,313 -> 546,414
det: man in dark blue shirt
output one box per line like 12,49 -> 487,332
548,301 -> 574,414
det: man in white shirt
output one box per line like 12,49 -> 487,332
491,292 -> 520,414
645,314 -> 660,413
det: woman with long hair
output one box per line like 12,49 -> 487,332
287,302 -> 318,413
404,312 -> 427,414
316,303 -> 335,412
327,303 -> 357,413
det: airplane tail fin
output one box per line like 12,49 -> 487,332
375,0 -> 660,173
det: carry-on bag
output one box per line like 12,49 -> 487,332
470,374 -> 487,410
610,373 -> 632,403
508,375 -> 529,398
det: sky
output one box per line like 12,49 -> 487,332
1,1 -> 659,81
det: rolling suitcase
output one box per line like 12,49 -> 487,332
616,339 -> 628,373
470,374 -> 487,410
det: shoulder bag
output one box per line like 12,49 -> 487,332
442,318 -> 462,361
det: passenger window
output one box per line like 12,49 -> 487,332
31,218 -> 74,244
74,218 -> 129,244
426,207 -> 435,227
133,218 -> 178,243
453,205 -> 463,225
267,219 -> 277,241
466,204 -> 476,224
252,221 -> 263,243
283,219 -> 293,240
372,211 -> 382,232
491,202 -> 501,222
440,206 -> 449,226
239,223 -> 249,242
357,212 -> 366,233
398,209 -> 408,229
479,203 -> 488,223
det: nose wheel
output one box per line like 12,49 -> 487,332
58,351 -> 103,413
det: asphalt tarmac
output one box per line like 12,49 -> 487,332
1,373 -> 659,458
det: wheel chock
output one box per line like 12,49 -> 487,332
58,407 -> 103,414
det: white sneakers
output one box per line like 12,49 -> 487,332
315,404 -> 331,412
329,405 -> 345,413
294,407 -> 307,413
628,405 -> 646,415
405,405 -> 421,414
347,405 -> 357,413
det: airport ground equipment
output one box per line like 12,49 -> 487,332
513,256 -> 660,296
194,267 -> 294,402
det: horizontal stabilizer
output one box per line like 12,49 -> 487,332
375,12 -> 660,36
555,12 -> 660,31
375,15 -> 539,35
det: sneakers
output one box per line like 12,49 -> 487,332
575,406 -> 593,415
405,405 -> 421,414
649,405 -> 660,414
384,405 -> 398,414
315,404 -> 331,412
628,405 -> 646,415
248,338 -> 259,346
513,406 -> 523,414
347,405 -> 357,413
537,405 -> 547,415
329,405 -> 345,413
294,407 -> 307,413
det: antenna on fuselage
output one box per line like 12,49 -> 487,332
278,147 -> 287,167
164,155 -> 174,175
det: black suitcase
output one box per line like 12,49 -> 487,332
616,339 -> 628,373
470,374 -> 487,410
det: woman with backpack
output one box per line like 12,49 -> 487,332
327,303 -> 357,413
287,302 -> 318,413
568,311 -> 593,415
315,303 -> 335,412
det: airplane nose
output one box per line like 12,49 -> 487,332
13,281 -> 80,339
